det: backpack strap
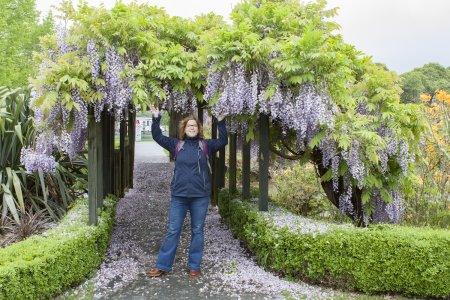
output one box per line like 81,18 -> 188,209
174,140 -> 185,160
199,140 -> 212,174
199,140 -> 208,160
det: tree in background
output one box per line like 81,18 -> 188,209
400,63 -> 450,103
0,0 -> 53,87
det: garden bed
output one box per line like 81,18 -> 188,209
218,189 -> 450,299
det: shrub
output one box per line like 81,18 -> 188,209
0,196 -> 117,299
218,189 -> 450,299
272,163 -> 327,217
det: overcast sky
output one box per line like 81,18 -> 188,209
35,0 -> 450,74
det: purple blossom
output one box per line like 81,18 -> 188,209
20,147 -> 56,173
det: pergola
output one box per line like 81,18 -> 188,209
87,107 -> 271,225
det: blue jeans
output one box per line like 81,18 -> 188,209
155,196 -> 209,272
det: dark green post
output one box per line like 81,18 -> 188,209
229,132 -> 237,194
102,111 -> 112,196
242,137 -> 251,200
259,113 -> 269,211
120,111 -> 126,197
96,114 -> 104,209
219,147 -> 225,188
88,111 -> 98,225
197,106 -> 203,124
128,106 -> 136,188
211,116 -> 218,205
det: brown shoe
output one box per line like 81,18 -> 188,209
188,270 -> 201,278
147,268 -> 165,277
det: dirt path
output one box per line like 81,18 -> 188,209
58,160 -> 351,299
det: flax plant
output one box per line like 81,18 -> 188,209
0,87 -> 87,228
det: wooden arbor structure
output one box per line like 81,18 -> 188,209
87,105 -> 136,225
87,104 -> 270,226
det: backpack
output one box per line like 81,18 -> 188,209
175,140 -> 212,174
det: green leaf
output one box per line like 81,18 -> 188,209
14,124 -> 23,145
38,168 -> 48,203
309,130 -> 325,149
320,168 -> 332,182
338,134 -> 350,150
361,189 -> 370,204
2,183 -> 20,224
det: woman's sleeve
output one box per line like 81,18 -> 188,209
206,119 -> 228,154
151,115 -> 178,154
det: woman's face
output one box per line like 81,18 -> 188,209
185,119 -> 199,138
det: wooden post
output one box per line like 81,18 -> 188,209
120,112 -> 126,197
114,149 -> 120,197
259,113 -> 269,211
211,116 -> 218,205
88,111 -> 98,225
197,106 -> 204,124
169,111 -> 178,161
96,114 -> 104,209
128,106 -> 136,189
242,137 -> 251,200
102,111 -> 112,196
229,132 -> 237,194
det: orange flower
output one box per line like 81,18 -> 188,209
420,94 -> 431,101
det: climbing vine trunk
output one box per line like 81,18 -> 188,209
229,132 -> 237,194
313,149 -> 365,226
258,113 -> 269,211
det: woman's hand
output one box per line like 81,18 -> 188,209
217,114 -> 227,122
150,104 -> 159,118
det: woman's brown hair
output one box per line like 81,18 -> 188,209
178,116 -> 204,140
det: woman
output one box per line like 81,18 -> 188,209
147,106 -> 227,278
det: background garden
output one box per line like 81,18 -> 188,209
0,0 -> 448,298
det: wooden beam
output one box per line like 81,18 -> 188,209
128,106 -> 136,188
102,111 -> 112,196
229,132 -> 237,194
211,116 -> 218,205
259,113 -> 269,211
242,137 -> 251,200
88,111 -> 98,225
197,106 -> 203,124
96,113 -> 104,209
120,111 -> 126,197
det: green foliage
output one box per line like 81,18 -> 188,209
272,163 -> 327,216
0,87 -> 87,224
0,0 -> 54,87
32,1 -> 223,113
0,196 -> 117,299
203,0 -> 425,221
400,63 -> 450,103
218,190 -> 450,298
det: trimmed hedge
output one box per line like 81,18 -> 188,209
218,189 -> 450,299
0,196 -> 117,299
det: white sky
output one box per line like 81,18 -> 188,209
35,0 -> 450,74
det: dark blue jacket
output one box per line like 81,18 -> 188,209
151,115 -> 228,197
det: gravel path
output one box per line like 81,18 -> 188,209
59,161 -> 342,299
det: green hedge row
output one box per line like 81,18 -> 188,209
218,189 -> 450,299
0,196 -> 117,299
